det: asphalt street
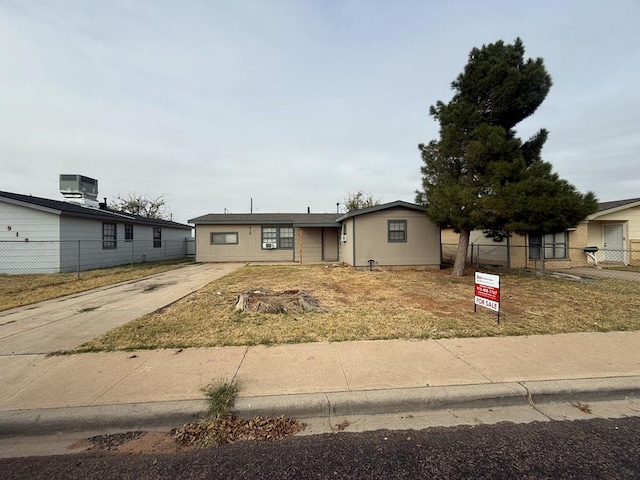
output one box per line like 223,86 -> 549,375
2,416 -> 639,479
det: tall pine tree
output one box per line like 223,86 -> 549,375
417,38 -> 596,276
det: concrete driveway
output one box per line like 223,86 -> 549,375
0,263 -> 244,355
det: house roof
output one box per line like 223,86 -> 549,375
597,197 -> 640,212
190,201 -> 428,227
189,212 -> 341,227
0,191 -> 192,229
587,197 -> 640,220
335,200 -> 426,222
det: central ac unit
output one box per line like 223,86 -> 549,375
263,243 -> 277,249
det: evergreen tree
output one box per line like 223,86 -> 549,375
417,38 -> 597,276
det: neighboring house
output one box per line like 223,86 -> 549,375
0,191 -> 192,274
189,200 -> 441,269
440,228 -> 509,266
509,197 -> 640,268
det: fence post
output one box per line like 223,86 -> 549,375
470,243 -> 474,267
76,240 -> 80,279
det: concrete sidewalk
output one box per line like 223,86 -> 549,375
1,332 -> 639,436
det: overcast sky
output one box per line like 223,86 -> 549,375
1,1 -> 638,224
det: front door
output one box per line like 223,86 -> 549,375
603,224 -> 624,262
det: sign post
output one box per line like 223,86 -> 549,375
474,272 -> 501,323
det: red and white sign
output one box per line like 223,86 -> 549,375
474,272 -> 500,312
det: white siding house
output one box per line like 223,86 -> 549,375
0,191 -> 192,274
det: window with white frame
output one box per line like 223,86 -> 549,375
529,232 -> 568,259
261,226 -> 294,249
210,232 -> 238,245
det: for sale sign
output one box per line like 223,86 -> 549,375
474,272 -> 500,313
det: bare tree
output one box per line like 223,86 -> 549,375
342,190 -> 382,212
109,194 -> 170,219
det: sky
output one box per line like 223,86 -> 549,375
1,1 -> 639,224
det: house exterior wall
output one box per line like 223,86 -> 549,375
296,228 -> 322,262
0,201 -> 61,273
441,228 -> 508,266
59,217 -> 189,272
338,218 -> 355,265
347,208 -> 440,268
322,227 -> 339,262
195,225 -> 295,263
585,206 -> 640,265
510,223 -> 589,269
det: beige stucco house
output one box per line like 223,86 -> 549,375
438,197 -> 640,269
509,197 -> 640,268
189,201 -> 441,269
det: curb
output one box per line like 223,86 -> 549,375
1,376 -> 639,438
0,400 -> 208,437
233,376 -> 640,419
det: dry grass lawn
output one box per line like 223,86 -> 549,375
77,264 -> 640,352
0,259 -> 192,312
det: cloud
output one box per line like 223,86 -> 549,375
0,0 -> 638,222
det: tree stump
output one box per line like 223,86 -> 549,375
234,288 -> 322,314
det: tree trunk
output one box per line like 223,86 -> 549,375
452,227 -> 470,276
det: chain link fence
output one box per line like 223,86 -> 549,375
0,239 -> 193,275
443,242 -> 640,282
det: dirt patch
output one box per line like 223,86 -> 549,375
82,431 -> 186,455
82,415 -> 305,454
234,288 -> 323,314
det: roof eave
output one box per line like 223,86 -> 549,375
589,200 -> 640,220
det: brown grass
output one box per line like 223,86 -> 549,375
76,264 -> 640,352
0,259 -> 192,312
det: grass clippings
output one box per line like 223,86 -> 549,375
0,259 -> 192,312
75,264 -> 640,352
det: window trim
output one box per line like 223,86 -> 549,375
153,227 -> 162,249
387,219 -> 407,243
529,232 -> 568,260
102,222 -> 117,250
261,226 -> 294,250
210,232 -> 239,245
124,224 -> 134,242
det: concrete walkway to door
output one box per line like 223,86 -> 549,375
0,263 -> 244,355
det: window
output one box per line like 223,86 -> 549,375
529,232 -> 568,259
153,227 -> 162,248
279,227 -> 294,249
261,226 -> 294,249
210,232 -> 238,245
103,223 -> 117,249
124,224 -> 134,242
388,220 -> 407,243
